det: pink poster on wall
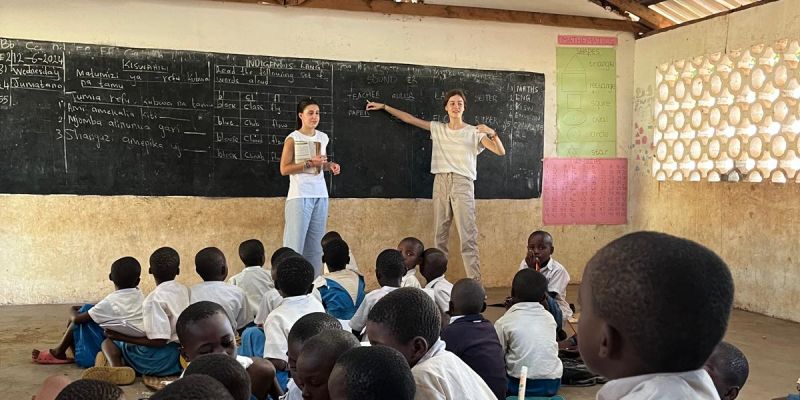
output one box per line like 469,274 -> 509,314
542,158 -> 627,225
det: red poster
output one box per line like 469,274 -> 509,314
543,158 -> 627,225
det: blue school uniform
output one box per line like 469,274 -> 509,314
73,304 -> 106,368
318,276 -> 365,320
238,326 -> 265,358
115,341 -> 182,376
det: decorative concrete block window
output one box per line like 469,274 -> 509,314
652,39 -> 800,182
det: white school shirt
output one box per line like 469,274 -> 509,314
314,269 -> 362,303
402,269 -> 422,289
88,288 -> 145,330
228,266 -> 274,320
518,257 -> 573,320
263,294 -> 325,361
280,379 -> 302,400
350,286 -> 399,334
597,369 -> 720,400
412,339 -> 496,400
253,287 -> 323,326
286,130 -> 329,200
424,276 -> 453,315
190,281 -> 249,330
494,302 -> 562,380
142,281 -> 190,342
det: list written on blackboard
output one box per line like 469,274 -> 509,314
0,37 -> 545,198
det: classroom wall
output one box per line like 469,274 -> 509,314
632,0 -> 800,322
0,0 -> 633,303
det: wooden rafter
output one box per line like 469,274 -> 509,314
220,0 -> 647,34
604,0 -> 674,29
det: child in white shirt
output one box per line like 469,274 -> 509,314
366,287 -> 496,400
495,269 -> 562,397
284,312 -> 344,400
518,230 -> 573,321
579,232 -> 733,400
397,237 -> 424,289
190,247 -> 249,331
420,248 -> 453,316
350,249 -> 405,340
228,239 -> 274,323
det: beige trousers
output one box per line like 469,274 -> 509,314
432,173 -> 481,281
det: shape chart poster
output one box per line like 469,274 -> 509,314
542,158 -> 627,225
556,47 -> 616,157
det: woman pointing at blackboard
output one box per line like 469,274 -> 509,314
366,89 -> 505,282
280,97 -> 340,277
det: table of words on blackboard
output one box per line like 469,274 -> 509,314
0,37 -> 545,199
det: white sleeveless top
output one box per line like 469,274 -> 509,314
286,130 -> 329,200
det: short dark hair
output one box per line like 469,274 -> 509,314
238,239 -> 265,267
299,329 -> 360,366
368,287 -> 440,347
334,346 -> 415,400
321,231 -> 343,247
421,248 -> 447,278
276,256 -> 315,296
442,89 -> 467,108
149,374 -> 235,400
586,231 -> 734,372
296,97 -> 320,130
512,269 -> 548,303
528,230 -> 553,243
55,379 -> 123,400
399,237 -> 424,253
195,247 -> 227,281
708,341 -> 749,390
150,247 -> 180,281
271,247 -> 298,267
110,256 -> 141,289
376,249 -> 406,282
176,301 -> 228,344
184,354 -> 251,400
322,238 -> 350,272
288,312 -> 344,346
450,278 -> 485,314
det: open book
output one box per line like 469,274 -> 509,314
294,140 -> 322,174
100,320 -> 147,337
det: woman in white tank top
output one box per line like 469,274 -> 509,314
279,98 -> 341,276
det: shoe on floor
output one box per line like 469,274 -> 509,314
82,366 -> 136,385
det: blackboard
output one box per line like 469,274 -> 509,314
0,37 -> 544,199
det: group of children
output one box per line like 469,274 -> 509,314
30,229 -> 755,400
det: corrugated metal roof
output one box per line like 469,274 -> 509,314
649,0 -> 758,24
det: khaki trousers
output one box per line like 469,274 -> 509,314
432,173 -> 481,281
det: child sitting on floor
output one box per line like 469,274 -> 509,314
176,301 -> 281,400
88,247 -> 189,384
350,249 -> 405,340
519,230 -> 573,322
579,231 -> 733,399
366,287 -> 496,399
397,237 -> 423,289
704,341 -> 750,400
150,374 -> 234,400
441,278 -> 507,399
495,269 -> 562,397
315,238 -> 365,321
285,312 -> 344,400
295,329 -> 360,400
52,379 -> 125,400
321,231 -> 359,273
327,346 -> 416,400
420,248 -> 452,316
228,239 -> 274,323
190,247 -> 249,331
263,256 -> 325,391
184,353 -> 251,400
32,257 -> 144,368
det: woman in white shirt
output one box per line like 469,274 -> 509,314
280,98 -> 341,277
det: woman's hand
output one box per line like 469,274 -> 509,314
476,124 -> 496,137
366,101 -> 386,111
329,162 -> 341,175
310,154 -> 327,168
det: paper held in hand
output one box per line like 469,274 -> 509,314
295,140 -> 322,174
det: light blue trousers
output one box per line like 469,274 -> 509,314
283,197 -> 328,277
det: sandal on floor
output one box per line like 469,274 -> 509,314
32,350 -> 74,365
82,366 -> 136,385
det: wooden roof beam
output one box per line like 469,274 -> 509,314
221,0 -> 647,34
604,0 -> 674,29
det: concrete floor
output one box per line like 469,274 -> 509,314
2,285 -> 799,399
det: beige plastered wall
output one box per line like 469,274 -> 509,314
0,0 -> 633,304
632,0 -> 800,322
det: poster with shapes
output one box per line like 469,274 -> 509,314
556,47 -> 616,157
542,158 -> 627,225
